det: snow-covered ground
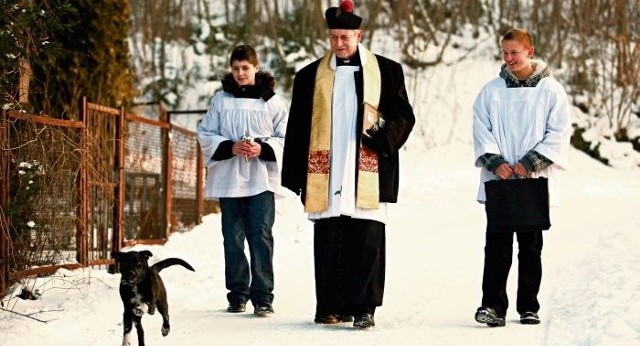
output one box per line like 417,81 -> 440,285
1,140 -> 639,346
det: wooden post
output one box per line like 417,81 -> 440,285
18,58 -> 31,104
77,97 -> 89,266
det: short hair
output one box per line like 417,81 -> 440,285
501,28 -> 533,49
229,45 -> 259,66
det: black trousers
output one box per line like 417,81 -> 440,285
313,216 -> 386,317
481,230 -> 543,317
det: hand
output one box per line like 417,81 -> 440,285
232,141 -> 261,160
511,162 -> 528,177
365,126 -> 380,138
361,132 -> 388,156
494,163 -> 514,180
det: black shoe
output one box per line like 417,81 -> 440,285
353,313 -> 375,328
314,314 -> 354,324
253,302 -> 274,316
520,312 -> 540,325
227,301 -> 246,313
340,315 -> 354,322
475,306 -> 506,327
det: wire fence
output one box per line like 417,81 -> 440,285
0,99 -> 215,296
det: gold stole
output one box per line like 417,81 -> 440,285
305,47 -> 381,212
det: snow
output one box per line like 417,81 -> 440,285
2,139 -> 640,345
3,26 -> 640,346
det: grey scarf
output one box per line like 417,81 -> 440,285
499,59 -> 551,88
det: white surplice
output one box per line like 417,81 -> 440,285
473,75 -> 572,206
309,53 -> 388,224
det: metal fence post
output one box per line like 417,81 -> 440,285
196,141 -> 204,224
0,110 -> 9,295
77,97 -> 89,266
161,106 -> 172,237
109,106 -> 125,273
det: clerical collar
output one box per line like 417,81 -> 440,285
336,53 -> 361,66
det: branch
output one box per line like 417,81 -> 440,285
0,306 -> 60,323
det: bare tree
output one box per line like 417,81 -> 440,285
384,1 -> 484,69
123,0 -> 638,154
564,0 -> 639,138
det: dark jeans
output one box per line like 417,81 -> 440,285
219,191 -> 275,305
481,230 -> 543,317
313,216 -> 385,317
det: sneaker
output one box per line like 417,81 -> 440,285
254,302 -> 274,316
475,306 -> 506,327
520,312 -> 540,325
226,301 -> 246,313
353,313 -> 375,328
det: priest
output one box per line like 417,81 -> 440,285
281,0 -> 415,329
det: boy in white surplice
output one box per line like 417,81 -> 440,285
472,28 -> 572,327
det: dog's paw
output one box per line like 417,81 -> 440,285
133,304 -> 148,316
122,333 -> 132,346
161,326 -> 170,337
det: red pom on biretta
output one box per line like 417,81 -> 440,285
340,0 -> 354,13
325,1 -> 362,29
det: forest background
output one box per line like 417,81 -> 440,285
1,0 -> 639,165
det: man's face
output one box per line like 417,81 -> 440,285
329,29 -> 362,59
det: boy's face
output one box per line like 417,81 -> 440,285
231,60 -> 258,86
501,39 -> 534,77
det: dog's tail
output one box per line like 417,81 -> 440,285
151,258 -> 195,272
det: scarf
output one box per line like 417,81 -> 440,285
304,46 -> 381,212
221,71 -> 276,100
499,59 -> 551,88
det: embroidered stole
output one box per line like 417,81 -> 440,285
305,47 -> 381,212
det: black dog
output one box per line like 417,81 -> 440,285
112,250 -> 195,346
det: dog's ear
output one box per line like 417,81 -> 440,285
111,251 -> 122,262
141,250 -> 153,259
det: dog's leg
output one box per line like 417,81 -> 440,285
147,302 -> 156,315
133,303 -> 148,317
131,286 -> 149,317
134,314 -> 145,346
121,311 -> 134,346
157,301 -> 170,336
122,333 -> 132,346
